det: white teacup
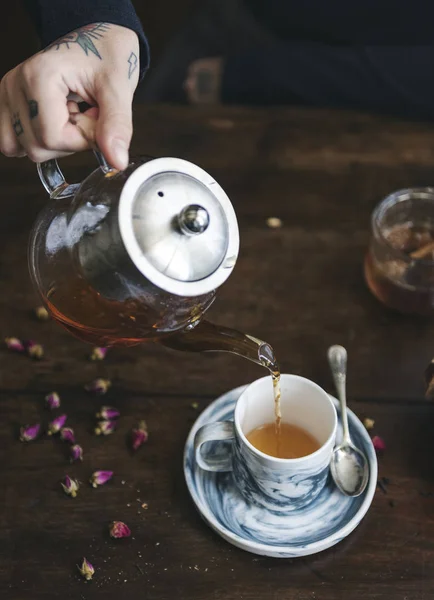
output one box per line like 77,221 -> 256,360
194,374 -> 337,512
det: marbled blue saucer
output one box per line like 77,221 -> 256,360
184,385 -> 377,558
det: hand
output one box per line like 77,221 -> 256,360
0,23 -> 140,170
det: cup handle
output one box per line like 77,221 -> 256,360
194,421 -> 235,472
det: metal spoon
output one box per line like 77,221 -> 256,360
327,345 -> 369,497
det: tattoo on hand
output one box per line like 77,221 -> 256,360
28,100 -> 38,120
44,23 -> 110,60
12,113 -> 23,136
128,52 -> 138,79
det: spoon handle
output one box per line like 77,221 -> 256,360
327,345 -> 351,444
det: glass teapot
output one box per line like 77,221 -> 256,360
29,148 -> 277,371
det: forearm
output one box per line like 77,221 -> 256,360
22,0 -> 149,78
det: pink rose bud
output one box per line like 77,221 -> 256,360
19,423 -> 40,442
90,347 -> 108,361
5,337 -> 25,353
85,378 -> 111,395
372,435 -> 386,453
70,444 -> 83,463
90,470 -> 113,488
109,521 -> 131,539
60,427 -> 75,444
35,306 -> 50,321
48,414 -> 67,436
61,475 -> 80,498
96,406 -> 120,420
94,420 -> 116,436
26,340 -> 44,360
45,392 -> 60,410
77,557 -> 94,581
131,420 -> 148,451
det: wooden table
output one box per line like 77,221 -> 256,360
1,105 -> 434,599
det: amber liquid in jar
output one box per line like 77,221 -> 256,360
364,223 -> 434,315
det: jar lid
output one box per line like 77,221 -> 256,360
118,158 -> 239,297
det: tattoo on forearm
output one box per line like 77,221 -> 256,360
44,23 -> 110,60
12,113 -> 23,136
128,52 -> 138,79
28,100 -> 38,120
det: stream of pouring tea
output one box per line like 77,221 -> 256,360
258,342 -> 282,449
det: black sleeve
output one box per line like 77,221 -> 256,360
22,0 -> 150,79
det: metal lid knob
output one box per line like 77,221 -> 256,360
178,205 -> 210,235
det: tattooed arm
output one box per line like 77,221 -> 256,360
0,1 -> 149,169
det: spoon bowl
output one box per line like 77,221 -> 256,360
330,442 -> 370,497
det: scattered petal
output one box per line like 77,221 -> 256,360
85,378 -> 111,395
90,470 -> 113,488
35,306 -> 50,321
45,391 -> 60,410
26,340 -> 44,360
19,423 -> 40,442
191,402 -> 199,410
363,417 -> 375,431
60,427 -> 75,444
425,359 -> 434,398
61,475 -> 80,498
70,444 -> 83,463
5,337 -> 25,353
96,406 -> 120,420
372,435 -> 386,453
109,521 -> 131,539
77,557 -> 94,581
90,347 -> 108,361
48,414 -> 67,435
94,420 -> 116,436
266,217 -> 282,229
131,420 -> 148,451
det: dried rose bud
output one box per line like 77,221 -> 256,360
26,340 -> 44,360
425,359 -> 434,398
85,378 -> 111,395
70,444 -> 83,463
48,414 -> 67,435
61,475 -> 80,498
372,435 -> 386,453
90,470 -> 113,488
266,217 -> 282,229
45,391 -> 60,410
90,347 -> 108,361
109,521 -> 131,539
5,337 -> 25,353
19,423 -> 40,442
94,420 -> 116,436
131,420 -> 148,451
96,406 -> 120,420
60,427 -> 75,444
363,417 -> 375,431
35,306 -> 50,321
77,557 -> 94,581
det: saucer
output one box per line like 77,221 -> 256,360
184,385 -> 377,558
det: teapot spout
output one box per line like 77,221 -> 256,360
160,319 -> 279,373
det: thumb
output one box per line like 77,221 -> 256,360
95,83 -> 133,170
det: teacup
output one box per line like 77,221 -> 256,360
194,374 -> 337,512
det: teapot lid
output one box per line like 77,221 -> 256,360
118,158 -> 239,297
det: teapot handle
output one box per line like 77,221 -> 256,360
37,109 -> 113,199
37,150 -> 111,200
